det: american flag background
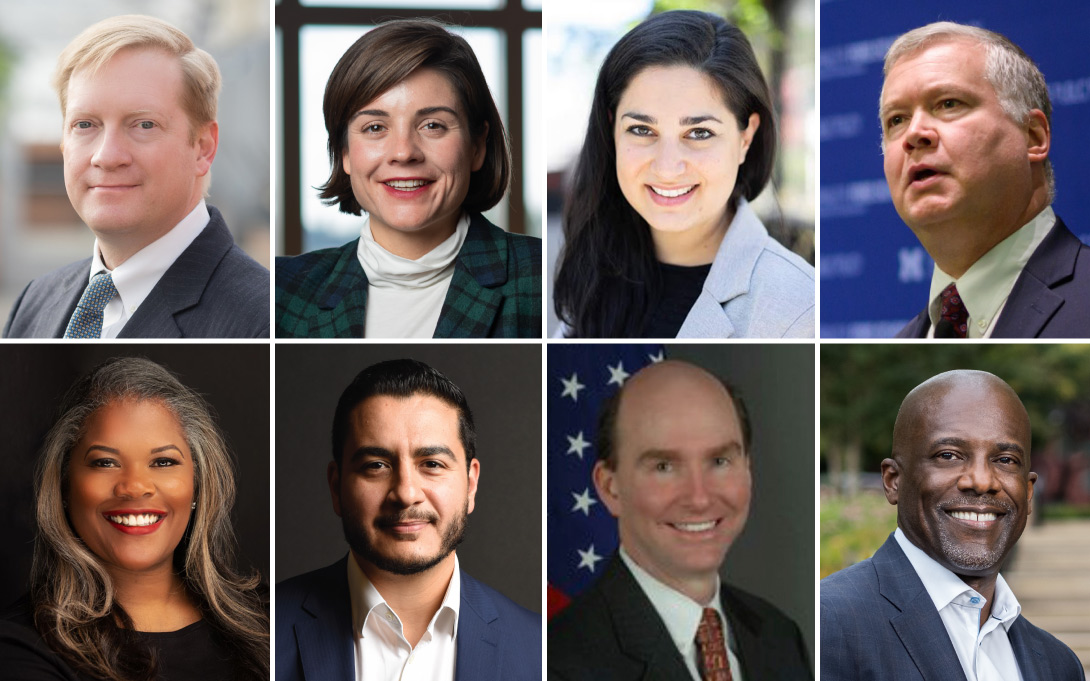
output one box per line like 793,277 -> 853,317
546,343 -> 665,618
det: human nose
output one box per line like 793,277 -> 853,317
388,126 -> 423,164
957,456 -> 999,496
388,465 -> 425,506
682,468 -> 713,509
114,468 -> 154,499
90,126 -> 133,170
902,111 -> 938,151
649,138 -> 686,178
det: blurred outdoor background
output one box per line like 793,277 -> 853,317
0,0 -> 271,324
545,0 -> 815,335
275,0 -> 542,255
822,344 -> 1090,671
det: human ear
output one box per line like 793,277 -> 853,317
593,460 -> 621,518
1025,109 -> 1049,163
327,460 -> 343,517
466,458 -> 480,514
739,113 -> 761,163
471,121 -> 489,172
881,457 -> 900,505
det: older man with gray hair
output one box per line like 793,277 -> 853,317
880,22 -> 1090,338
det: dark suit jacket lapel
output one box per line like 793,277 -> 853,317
308,240 -> 368,337
722,588 -> 773,680
896,311 -> 930,338
596,558 -> 692,681
455,571 -> 501,681
874,536 -> 967,681
46,266 -> 88,337
118,211 -> 233,338
1007,618 -> 1047,681
435,213 -> 507,338
993,217 -> 1078,337
295,557 -> 355,681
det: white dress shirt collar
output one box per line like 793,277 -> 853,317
346,553 -> 461,681
926,205 -> 1055,338
894,528 -> 1024,681
620,547 -> 744,681
88,200 -> 210,338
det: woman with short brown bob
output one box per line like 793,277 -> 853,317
275,19 -> 541,338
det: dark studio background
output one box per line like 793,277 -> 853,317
0,343 -> 271,611
274,343 -> 542,614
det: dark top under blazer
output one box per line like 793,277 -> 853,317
821,533 -> 1086,681
2,205 -> 269,338
274,212 -> 541,338
548,556 -> 812,681
276,556 -> 542,681
896,215 -> 1090,338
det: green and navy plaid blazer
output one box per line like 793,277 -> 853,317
275,213 -> 541,338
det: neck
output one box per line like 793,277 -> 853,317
369,215 -> 459,261
914,189 -> 1049,279
354,551 -> 456,646
624,546 -> 718,605
106,563 -> 200,632
650,208 -> 732,267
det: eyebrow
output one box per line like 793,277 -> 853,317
350,106 -> 460,121
620,112 -> 724,126
83,444 -> 185,460
880,83 -> 978,118
349,445 -> 458,462
929,436 -> 1024,455
636,442 -> 743,462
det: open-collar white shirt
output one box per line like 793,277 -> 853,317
347,553 -> 461,681
895,528 -> 1024,681
86,200 -> 209,338
620,547 -> 744,681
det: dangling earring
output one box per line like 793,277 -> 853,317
191,501 -> 197,510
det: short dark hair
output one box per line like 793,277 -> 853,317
554,10 -> 777,336
318,18 -> 510,216
596,376 -> 752,466
331,359 -> 476,467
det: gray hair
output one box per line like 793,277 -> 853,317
882,22 -> 1054,200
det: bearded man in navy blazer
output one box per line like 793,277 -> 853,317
276,359 -> 541,681
2,15 -> 268,339
881,22 -> 1090,339
821,370 -> 1086,680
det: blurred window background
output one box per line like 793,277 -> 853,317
544,0 -> 815,335
276,0 -> 542,255
0,0 -> 270,323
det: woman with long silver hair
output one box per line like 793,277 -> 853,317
0,357 -> 268,680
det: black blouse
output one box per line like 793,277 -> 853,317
641,261 -> 713,338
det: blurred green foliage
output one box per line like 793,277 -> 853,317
822,344 -> 1090,488
651,0 -> 781,48
820,490 -> 897,577
0,35 -> 14,114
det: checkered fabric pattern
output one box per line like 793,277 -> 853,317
275,212 -> 541,338
63,271 -> 116,339
696,607 -> 733,681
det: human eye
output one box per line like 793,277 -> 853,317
685,128 -> 715,141
625,125 -> 654,137
940,98 -> 960,110
653,460 -> 673,473
421,120 -> 448,132
71,120 -> 95,131
88,457 -> 119,468
150,457 -> 182,467
934,450 -> 959,461
421,459 -> 449,472
885,113 -> 906,131
994,454 -> 1021,466
361,122 -> 386,135
137,120 -> 157,130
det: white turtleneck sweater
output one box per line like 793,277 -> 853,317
356,213 -> 470,338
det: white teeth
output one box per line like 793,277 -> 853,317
385,179 -> 427,189
651,185 -> 695,198
950,511 -> 997,522
108,513 -> 163,527
673,520 -> 716,532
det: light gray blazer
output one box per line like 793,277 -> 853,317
677,199 -> 814,338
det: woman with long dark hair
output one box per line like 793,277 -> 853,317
553,10 -> 814,338
0,358 -> 268,680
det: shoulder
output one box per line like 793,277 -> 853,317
547,569 -> 626,661
461,571 -> 540,636
820,555 -> 880,609
0,603 -> 81,680
276,560 -> 346,611
718,232 -> 815,338
464,213 -> 542,280
1011,614 -> 1086,675
723,583 -> 803,634
275,242 -> 357,294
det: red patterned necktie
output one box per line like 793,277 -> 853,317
695,608 -> 732,681
939,283 -> 969,338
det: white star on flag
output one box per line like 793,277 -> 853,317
577,544 -> 604,573
570,487 -> 598,516
560,372 -> 585,402
648,350 -> 665,363
606,361 -> 630,387
566,431 -> 590,459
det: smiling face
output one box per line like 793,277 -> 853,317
595,362 -> 751,602
62,48 -> 217,265
329,393 -> 479,576
613,65 -> 759,263
885,374 -> 1036,576
341,67 -> 486,258
66,399 -> 195,578
880,39 -> 1044,241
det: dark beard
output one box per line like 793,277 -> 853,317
342,500 -> 468,575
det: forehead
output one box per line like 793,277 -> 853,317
906,381 -> 1029,452
66,47 -> 185,113
618,65 -> 728,115
614,367 -> 742,460
882,39 -> 989,103
358,67 -> 463,112
347,393 -> 462,446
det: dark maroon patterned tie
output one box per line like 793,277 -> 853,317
695,608 -> 732,681
939,283 -> 969,338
